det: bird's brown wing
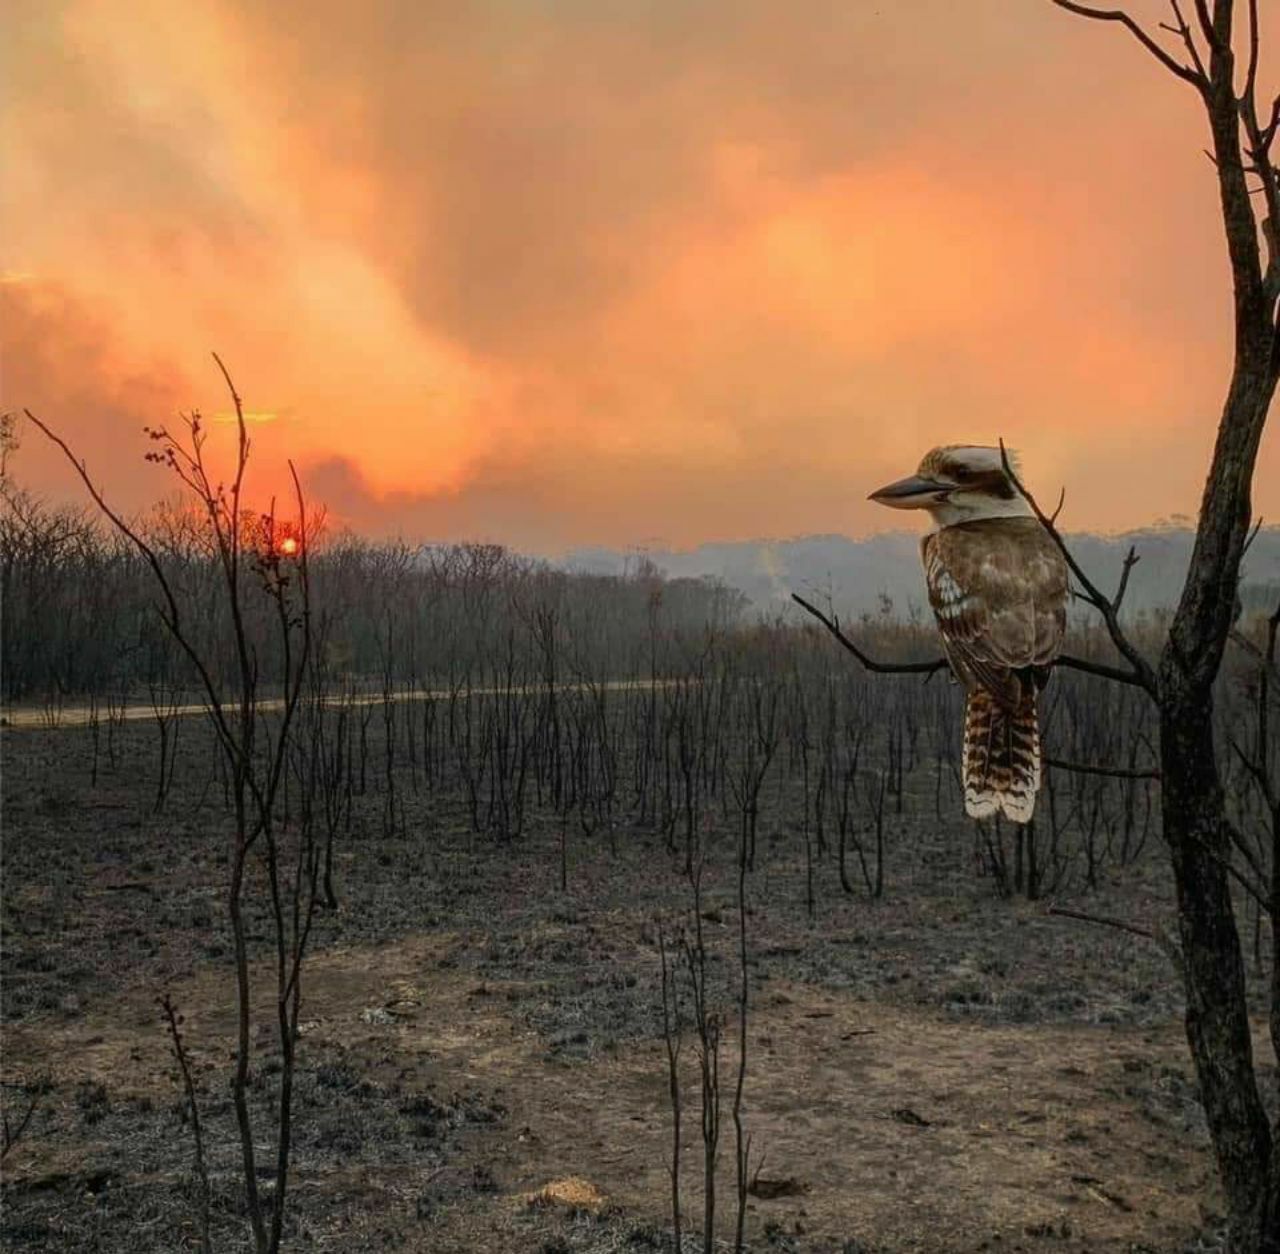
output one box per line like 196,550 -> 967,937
922,519 -> 1067,709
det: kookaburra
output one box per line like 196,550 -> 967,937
870,446 -> 1068,824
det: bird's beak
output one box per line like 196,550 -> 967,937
868,474 -> 951,509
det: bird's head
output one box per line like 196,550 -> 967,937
869,445 -> 1033,528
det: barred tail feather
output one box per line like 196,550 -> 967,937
962,687 -> 1040,823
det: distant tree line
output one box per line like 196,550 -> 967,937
0,482 -> 747,703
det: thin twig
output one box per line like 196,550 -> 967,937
23,409 -> 243,769
1049,0 -> 1208,89
1047,904 -> 1185,975
1049,486 -> 1067,525
1045,755 -> 1161,781
793,593 -> 1149,688
1052,652 -> 1152,687
1,1081 -> 47,1162
1046,902 -> 1156,940
1112,546 -> 1141,614
159,994 -> 212,1254
1191,0 -> 1220,54
790,594 -> 948,676
999,440 -> 1157,695
1167,0 -> 1208,80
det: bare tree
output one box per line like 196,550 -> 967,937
159,993 -> 212,1254
797,4 -> 1280,1245
1048,7 -> 1278,1245
657,920 -> 684,1252
27,357 -> 318,1254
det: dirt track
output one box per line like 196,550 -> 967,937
1,678 -> 681,730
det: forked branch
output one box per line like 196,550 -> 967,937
159,993 -> 211,1254
1049,1 -> 1210,90
1046,903 -> 1186,974
791,594 -> 1153,689
790,594 -> 948,677
1,1080 -> 47,1162
23,408 -> 242,765
999,440 -> 1158,695
1045,754 -> 1162,780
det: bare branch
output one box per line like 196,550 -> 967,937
159,994 -> 211,1254
1230,735 -> 1278,809
1,1081 -> 47,1162
1112,545 -> 1141,614
1050,0 -> 1208,89
1046,904 -> 1185,972
1049,486 -> 1067,525
211,351 -> 243,410
791,594 -> 948,677
794,593 -> 1154,689
1053,652 -> 1154,687
1045,755 -> 1161,781
1242,514 -> 1265,556
1229,626 -> 1280,679
1184,822 -> 1273,912
23,409 -> 242,766
1234,2 -> 1280,307
999,440 -> 1158,695
1047,902 -> 1157,941
1191,0 -> 1222,54
1262,94 -> 1280,148
1244,0 -> 1262,112
1168,0 -> 1209,80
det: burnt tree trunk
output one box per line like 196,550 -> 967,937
800,2 -> 1280,1238
1047,2 -> 1280,1245
1158,355 -> 1279,1250
1148,2 -> 1280,1243
1161,691 -> 1277,1249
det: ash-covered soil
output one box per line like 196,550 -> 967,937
1,711 -> 1266,1251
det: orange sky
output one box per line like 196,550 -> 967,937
3,0 -> 1277,552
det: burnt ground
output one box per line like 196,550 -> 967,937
1,709 -> 1273,1252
